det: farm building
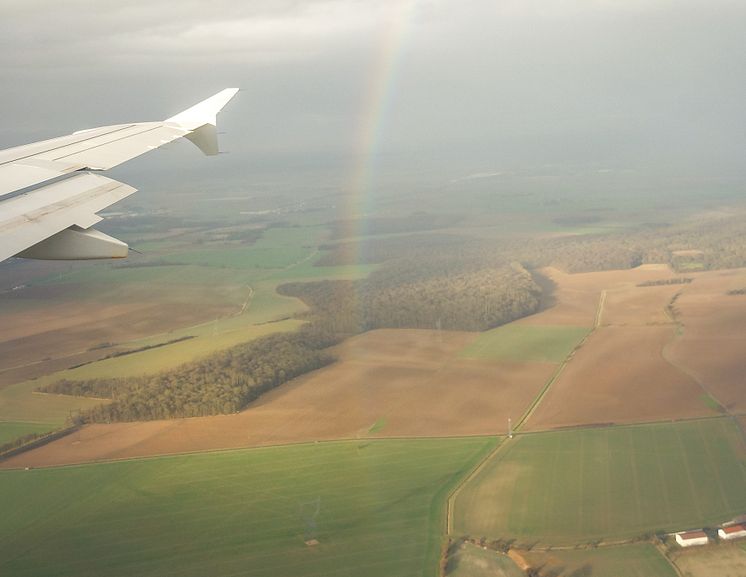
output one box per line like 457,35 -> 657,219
675,531 -> 709,547
718,524 -> 746,540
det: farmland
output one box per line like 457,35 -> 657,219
445,543 -> 524,577
0,437 -> 495,577
459,324 -> 589,363
521,544 -> 677,577
669,542 -> 746,577
0,421 -> 54,446
1,329 -> 552,468
516,265 -> 677,327
666,268 -> 746,414
453,419 -> 746,544
524,325 -> 717,430
0,380 -> 102,431
3,201 -> 746,577
0,223 -> 373,390
0,222 -> 376,437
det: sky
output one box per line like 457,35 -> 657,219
1,0 -> 744,198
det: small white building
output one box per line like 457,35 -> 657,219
718,524 -> 746,540
675,530 -> 709,547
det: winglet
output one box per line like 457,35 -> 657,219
166,88 -> 239,130
166,88 -> 239,156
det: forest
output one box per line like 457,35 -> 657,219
42,253 -> 543,421
43,331 -> 334,422
40,208 -> 746,423
280,261 -> 541,333
319,209 -> 746,274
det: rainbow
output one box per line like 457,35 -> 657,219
343,1 -> 419,243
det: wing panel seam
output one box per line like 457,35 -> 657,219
0,125 -> 137,167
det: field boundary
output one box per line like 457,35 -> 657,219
659,291 -> 746,447
427,437 -> 499,576
5,413 -> 741,471
0,433 -> 498,471
515,289 -> 605,430
445,290 -> 607,537
519,412 -> 734,436
0,425 -> 78,462
449,417 -> 746,546
654,540 -> 686,577
445,438 -> 506,535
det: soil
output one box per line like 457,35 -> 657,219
0,285 -> 235,389
666,269 -> 746,414
524,325 -> 718,431
1,329 -> 555,468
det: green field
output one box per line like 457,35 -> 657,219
459,325 -> 590,363
446,543 -> 524,577
0,437 -> 497,577
0,224 -> 377,438
0,421 -> 55,446
453,419 -> 746,543
0,316 -> 305,428
523,543 -> 677,577
162,226 -> 324,269
0,383 -> 101,429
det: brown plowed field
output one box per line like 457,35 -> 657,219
7,265 -> 744,467
601,283 -> 681,326
0,286 -> 236,389
666,269 -> 746,413
523,325 -> 717,431
519,264 -> 676,327
1,329 -> 555,468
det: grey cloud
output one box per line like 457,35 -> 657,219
1,0 -> 744,196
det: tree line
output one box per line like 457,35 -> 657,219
319,209 -> 746,274
279,260 -> 541,334
42,253 -> 543,421
44,207 -> 746,423
42,331 -> 334,423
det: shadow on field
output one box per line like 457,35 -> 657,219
529,270 -> 558,313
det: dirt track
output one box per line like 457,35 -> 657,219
518,264 -> 677,327
523,325 -> 716,431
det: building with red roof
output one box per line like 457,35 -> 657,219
718,524 -> 746,540
675,530 -> 709,547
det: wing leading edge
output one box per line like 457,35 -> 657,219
0,88 -> 239,262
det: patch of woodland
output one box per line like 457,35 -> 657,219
41,330 -> 334,423
320,210 -> 746,274
279,258 -> 542,334
70,336 -> 196,370
637,278 -> 693,287
40,251 -> 541,422
40,211 -> 746,424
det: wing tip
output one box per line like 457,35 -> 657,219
166,88 -> 240,128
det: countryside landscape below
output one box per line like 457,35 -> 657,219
2,178 -> 746,577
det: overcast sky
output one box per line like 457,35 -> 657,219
1,0 -> 744,197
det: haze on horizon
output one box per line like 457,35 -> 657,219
1,0 -> 744,198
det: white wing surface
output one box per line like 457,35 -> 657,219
0,88 -> 239,262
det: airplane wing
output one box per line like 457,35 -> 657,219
0,88 -> 239,262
